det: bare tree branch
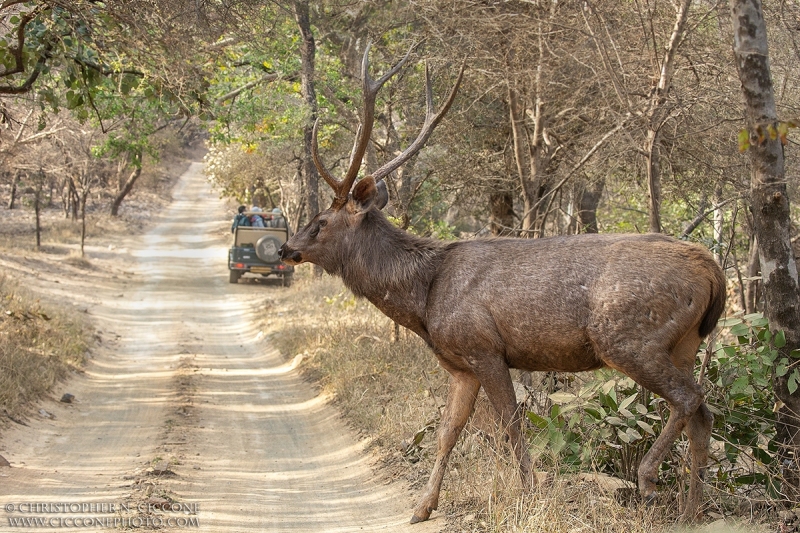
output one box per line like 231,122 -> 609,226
215,73 -> 280,106
680,196 -> 740,239
515,114 -> 631,233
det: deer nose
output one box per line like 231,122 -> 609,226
279,243 -> 300,263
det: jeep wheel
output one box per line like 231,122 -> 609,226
255,235 -> 282,263
282,274 -> 293,287
229,270 -> 242,284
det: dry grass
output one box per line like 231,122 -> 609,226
0,275 -> 89,422
0,141 -> 196,427
0,204 -> 158,253
63,250 -> 93,269
263,268 -> 773,533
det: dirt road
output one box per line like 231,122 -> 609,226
0,163 -> 441,532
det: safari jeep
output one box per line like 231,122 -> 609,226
229,216 -> 293,286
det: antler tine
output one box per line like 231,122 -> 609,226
348,123 -> 363,168
370,60 -> 465,183
311,117 -> 343,194
338,43 -> 415,199
370,45 -> 414,93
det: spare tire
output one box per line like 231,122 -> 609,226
255,235 -> 282,263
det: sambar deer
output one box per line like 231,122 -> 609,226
280,45 -> 726,523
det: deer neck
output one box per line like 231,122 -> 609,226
337,211 -> 445,343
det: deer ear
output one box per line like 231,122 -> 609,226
374,179 -> 389,210
352,176 -> 377,206
351,176 -> 388,212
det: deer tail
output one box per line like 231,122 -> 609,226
699,264 -> 726,338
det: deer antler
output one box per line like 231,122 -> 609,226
370,61 -> 465,183
312,42 -> 413,208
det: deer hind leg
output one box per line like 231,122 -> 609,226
671,329 -> 711,521
682,402 -> 712,521
621,362 -> 704,513
411,370 -> 480,524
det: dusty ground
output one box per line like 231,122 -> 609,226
0,163 -> 442,532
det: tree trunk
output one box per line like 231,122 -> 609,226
680,194 -> 708,238
489,191 -> 515,236
111,167 -> 142,216
746,233 -> 762,314
60,177 -> 70,218
72,187 -> 79,221
506,14 -> 560,238
577,179 -> 604,234
294,1 -> 319,220
713,184 -> 724,266
80,190 -> 88,257
508,83 -> 553,237
645,128 -> 663,234
111,150 -> 143,216
294,0 -> 322,277
7,170 -> 20,209
34,182 -> 41,248
507,85 -> 537,235
67,176 -> 79,221
643,0 -> 693,234
732,0 -> 800,502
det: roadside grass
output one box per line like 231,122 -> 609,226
0,215 -> 99,251
63,250 -> 93,269
0,206 -> 155,253
0,143 -> 192,428
265,270 -> 443,444
263,269 -> 768,532
0,275 -> 89,422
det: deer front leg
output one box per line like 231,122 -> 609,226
411,371 -> 480,524
478,365 -> 534,490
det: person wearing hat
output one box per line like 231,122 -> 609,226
250,206 -> 265,227
269,207 -> 286,228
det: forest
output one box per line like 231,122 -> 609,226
2,0 -> 800,527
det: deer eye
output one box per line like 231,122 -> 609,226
309,220 -> 325,238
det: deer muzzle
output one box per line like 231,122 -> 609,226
279,243 -> 303,265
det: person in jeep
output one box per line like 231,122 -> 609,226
268,207 -> 286,228
231,205 -> 250,233
250,206 -> 266,227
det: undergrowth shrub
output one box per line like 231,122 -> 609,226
528,312 -> 797,519
0,275 -> 89,421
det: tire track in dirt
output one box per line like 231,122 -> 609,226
0,163 -> 441,532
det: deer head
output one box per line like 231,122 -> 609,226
280,44 -> 464,272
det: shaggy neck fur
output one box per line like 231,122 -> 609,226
331,209 -> 448,344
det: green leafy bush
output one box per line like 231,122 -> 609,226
526,370 -> 663,484
525,313 -> 798,503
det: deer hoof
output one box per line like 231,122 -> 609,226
410,502 -> 434,523
410,513 -> 428,524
